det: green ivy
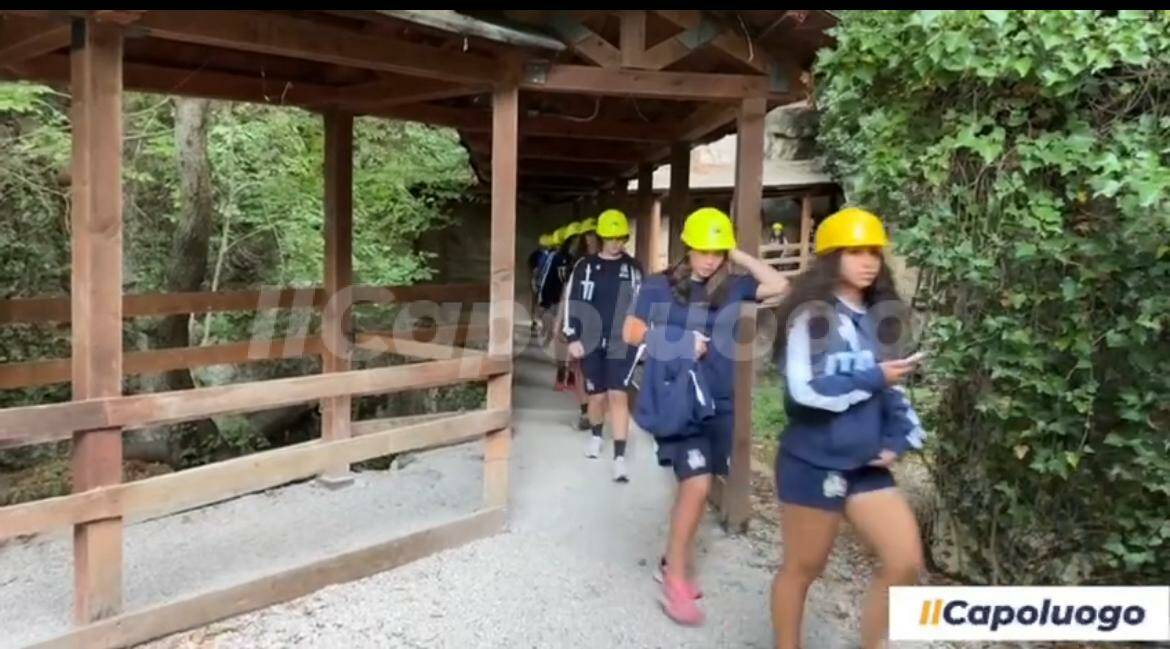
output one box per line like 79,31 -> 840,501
817,10 -> 1170,584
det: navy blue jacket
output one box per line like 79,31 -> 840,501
780,299 -> 925,470
536,251 -> 570,309
629,274 -> 759,411
632,327 -> 717,439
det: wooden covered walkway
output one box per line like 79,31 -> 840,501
0,10 -> 833,647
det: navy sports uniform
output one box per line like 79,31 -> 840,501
776,298 -> 925,511
537,251 -> 571,310
629,273 -> 760,480
562,253 -> 643,394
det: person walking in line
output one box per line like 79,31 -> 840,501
623,207 -> 790,625
563,209 -> 643,481
769,207 -> 926,649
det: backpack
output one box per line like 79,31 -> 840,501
632,326 -> 717,440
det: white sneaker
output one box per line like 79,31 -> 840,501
613,456 -> 629,482
586,435 -> 603,458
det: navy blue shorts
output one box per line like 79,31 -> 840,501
580,341 -> 637,395
656,410 -> 733,481
775,450 -> 896,512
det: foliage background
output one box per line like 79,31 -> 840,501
816,9 -> 1170,584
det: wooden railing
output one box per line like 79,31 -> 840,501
0,281 -> 508,647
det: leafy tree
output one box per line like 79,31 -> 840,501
817,10 -> 1170,584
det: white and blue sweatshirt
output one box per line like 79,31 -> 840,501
781,298 -> 925,470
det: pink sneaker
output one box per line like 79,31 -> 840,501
653,557 -> 702,599
660,576 -> 705,626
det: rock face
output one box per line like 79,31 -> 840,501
765,102 -> 820,162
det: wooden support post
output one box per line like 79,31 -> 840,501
799,193 -> 814,272
634,163 -> 655,271
726,97 -> 766,533
650,198 -> 665,272
666,142 -> 690,264
619,11 -> 646,68
320,111 -> 354,485
69,18 -> 124,624
484,84 -> 517,508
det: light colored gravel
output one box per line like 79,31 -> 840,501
1,332 -> 951,648
0,443 -> 483,649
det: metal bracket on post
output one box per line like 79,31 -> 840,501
769,65 -> 791,94
523,59 -> 549,85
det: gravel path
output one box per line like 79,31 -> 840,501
2,331 -> 856,648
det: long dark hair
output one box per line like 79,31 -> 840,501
559,234 -> 578,258
771,250 -> 907,360
666,250 -> 732,308
576,231 -> 601,258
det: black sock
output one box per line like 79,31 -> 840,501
614,440 -> 627,458
579,404 -> 588,415
591,424 -> 603,438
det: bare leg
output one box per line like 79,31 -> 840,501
666,474 -> 711,583
606,389 -> 629,443
771,504 -> 841,649
588,393 -> 606,426
845,488 -> 924,649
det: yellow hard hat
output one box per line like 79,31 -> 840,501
814,207 -> 889,255
539,234 -> 552,247
553,226 -> 569,245
579,217 -> 597,232
681,207 -> 736,251
564,221 -> 584,237
772,222 -> 784,232
596,209 -> 630,239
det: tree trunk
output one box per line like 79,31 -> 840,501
130,98 -> 220,466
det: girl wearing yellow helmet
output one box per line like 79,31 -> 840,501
769,207 -> 925,649
563,209 -> 643,478
622,206 -> 789,625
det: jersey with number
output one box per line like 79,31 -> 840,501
562,253 -> 643,347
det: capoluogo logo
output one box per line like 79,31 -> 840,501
889,586 -> 1170,641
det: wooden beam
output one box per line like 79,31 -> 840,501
0,15 -> 70,68
666,142 -> 690,263
12,52 -> 333,107
0,325 -> 489,390
0,283 -> 489,324
29,508 -> 506,649
353,331 -> 487,362
512,159 -> 635,178
374,10 -> 566,52
330,77 -> 487,111
321,111 -> 354,481
799,193 -> 814,272
654,10 -> 807,95
0,356 -> 510,448
726,96 -> 766,533
619,11 -> 646,68
134,10 -> 506,85
634,163 -> 654,272
521,63 -> 770,101
545,12 -> 621,68
484,84 -> 517,509
0,410 -> 506,540
375,102 -> 670,142
640,36 -> 693,72
463,134 -> 649,165
69,18 -> 124,624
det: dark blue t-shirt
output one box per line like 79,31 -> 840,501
631,273 -> 760,409
563,253 -> 643,347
